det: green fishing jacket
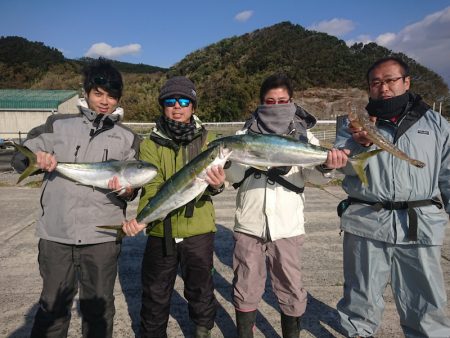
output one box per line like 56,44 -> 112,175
138,116 -> 217,238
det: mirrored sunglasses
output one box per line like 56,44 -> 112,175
163,98 -> 191,108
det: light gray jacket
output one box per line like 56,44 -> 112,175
335,97 -> 450,245
12,105 -> 140,245
226,105 -> 334,241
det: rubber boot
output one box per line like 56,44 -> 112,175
280,312 -> 301,338
194,325 -> 211,338
236,310 -> 257,338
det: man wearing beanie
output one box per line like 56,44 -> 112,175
335,57 -> 450,337
122,76 -> 226,338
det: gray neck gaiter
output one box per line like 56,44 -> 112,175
249,102 -> 297,135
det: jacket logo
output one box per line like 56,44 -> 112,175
417,130 -> 429,135
108,135 -> 122,140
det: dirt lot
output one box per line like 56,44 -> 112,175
0,172 -> 449,337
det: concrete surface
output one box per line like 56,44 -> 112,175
0,172 -> 449,337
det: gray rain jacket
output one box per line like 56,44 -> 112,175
335,94 -> 450,245
12,104 -> 140,245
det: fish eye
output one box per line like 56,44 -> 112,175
137,163 -> 143,169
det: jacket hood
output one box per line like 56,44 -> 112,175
294,104 -> 317,129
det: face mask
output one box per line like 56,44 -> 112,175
249,102 -> 297,135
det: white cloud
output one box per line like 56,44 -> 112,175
308,18 -> 355,37
347,6 -> 450,85
346,34 -> 372,46
375,33 -> 396,46
85,42 -> 141,59
235,10 -> 253,22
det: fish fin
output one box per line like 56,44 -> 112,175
96,225 -> 126,240
11,143 -> 40,183
348,149 -> 384,186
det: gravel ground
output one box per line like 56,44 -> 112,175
0,172 -> 449,337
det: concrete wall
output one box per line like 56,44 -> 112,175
57,95 -> 79,114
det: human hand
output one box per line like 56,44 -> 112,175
108,176 -> 133,197
324,149 -> 350,169
36,151 -> 57,172
349,116 -> 376,147
122,218 -> 146,236
206,165 -> 226,190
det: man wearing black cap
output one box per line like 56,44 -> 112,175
122,76 -> 226,338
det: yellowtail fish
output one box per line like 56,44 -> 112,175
97,145 -> 232,239
348,104 -> 425,168
208,133 -> 383,185
11,142 -> 157,189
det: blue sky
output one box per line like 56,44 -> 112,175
1,0 -> 450,86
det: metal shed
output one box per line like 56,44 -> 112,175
0,89 -> 79,139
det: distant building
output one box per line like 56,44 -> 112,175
0,89 -> 79,139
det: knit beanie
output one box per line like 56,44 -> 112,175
158,76 -> 197,107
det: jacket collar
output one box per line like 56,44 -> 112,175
393,93 -> 430,143
77,98 -> 124,122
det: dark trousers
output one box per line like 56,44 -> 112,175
31,239 -> 121,338
140,233 -> 217,338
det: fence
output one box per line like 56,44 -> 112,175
122,121 -> 338,142
0,121 -> 338,145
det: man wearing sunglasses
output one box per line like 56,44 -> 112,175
122,76 -> 225,338
224,74 -> 349,337
11,59 -> 140,337
335,56 -> 450,337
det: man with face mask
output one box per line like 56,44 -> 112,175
11,59 -> 140,338
335,57 -> 450,337
225,74 -> 349,338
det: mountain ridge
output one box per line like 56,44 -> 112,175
1,22 -> 448,120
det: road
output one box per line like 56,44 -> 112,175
0,149 -> 14,172
0,173 -> 449,337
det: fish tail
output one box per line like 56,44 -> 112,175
348,149 -> 384,186
96,225 -> 126,240
11,142 -> 40,184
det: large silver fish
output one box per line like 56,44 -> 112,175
12,142 -> 157,189
348,105 -> 425,168
208,133 -> 383,185
98,144 -> 232,239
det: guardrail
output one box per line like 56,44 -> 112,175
122,121 -> 338,141
1,120 -> 339,144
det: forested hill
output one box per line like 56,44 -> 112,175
1,22 -> 448,121
169,22 -> 449,120
0,36 -> 167,89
